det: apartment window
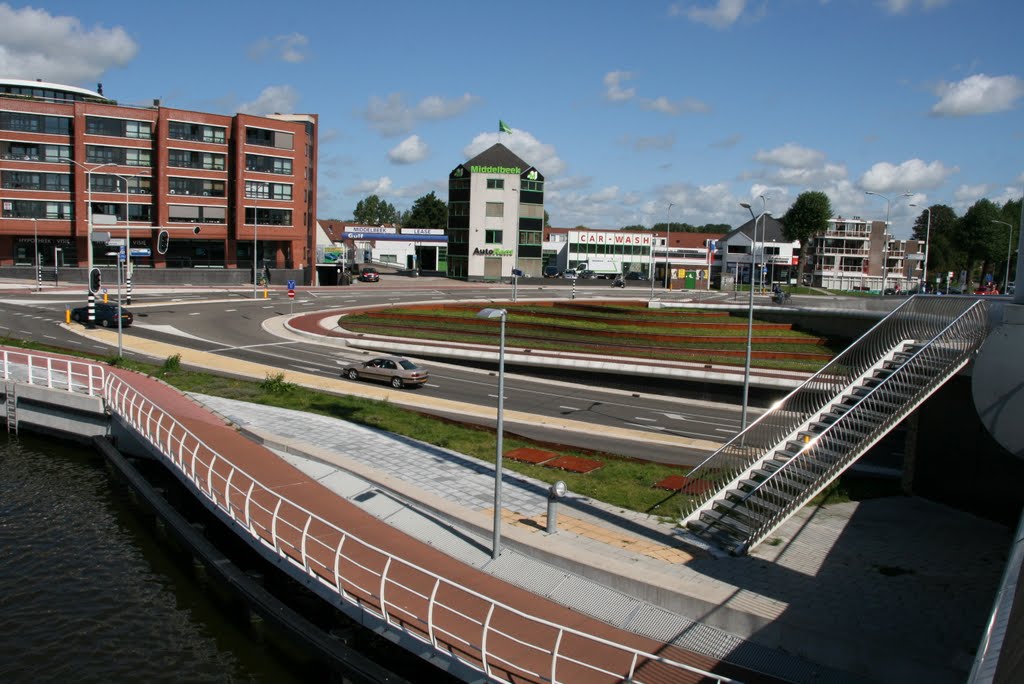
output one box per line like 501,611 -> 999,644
168,121 -> 226,144
168,176 -> 224,197
485,230 -> 503,243
245,207 -> 292,226
519,203 -> 544,219
1,199 -> 72,219
85,145 -> 152,167
521,179 -> 543,192
86,116 -> 152,139
448,178 -> 469,190
486,178 -> 504,190
168,204 -> 225,223
2,171 -> 70,192
246,181 -> 291,201
245,127 -> 294,150
485,202 -> 504,218
245,154 -> 292,175
167,149 -> 225,170
0,111 -> 71,135
449,201 -> 468,217
519,230 -> 542,245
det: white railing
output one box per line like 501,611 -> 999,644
84,366 -> 740,683
1,349 -> 106,395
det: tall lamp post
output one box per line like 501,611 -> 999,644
477,307 -> 507,560
909,203 -> 931,292
739,195 -> 768,432
864,193 -> 897,296
991,220 -> 1015,294
663,202 -> 674,290
33,217 -> 40,292
252,193 -> 260,300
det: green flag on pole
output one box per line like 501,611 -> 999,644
499,120 -> 512,134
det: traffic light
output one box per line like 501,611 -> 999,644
89,268 -> 101,294
156,230 -> 169,254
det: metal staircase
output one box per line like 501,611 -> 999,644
680,296 -> 993,555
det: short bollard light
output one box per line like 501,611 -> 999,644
546,480 -> 567,534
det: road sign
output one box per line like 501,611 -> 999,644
107,238 -> 126,246
286,279 -> 296,290
118,247 -> 126,263
92,231 -> 111,241
288,290 -> 295,299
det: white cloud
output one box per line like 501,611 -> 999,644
364,92 -> 480,136
754,143 -> 826,168
463,129 -> 566,175
249,33 -> 310,63
880,0 -> 950,15
931,74 -> 1024,117
388,135 -> 429,165
671,0 -> 747,29
238,85 -> 299,115
954,184 -> 988,202
640,95 -> 710,115
603,71 -> 636,102
860,159 -> 958,192
0,4 -> 138,84
349,176 -> 394,196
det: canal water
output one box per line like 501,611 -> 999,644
0,431 -> 452,683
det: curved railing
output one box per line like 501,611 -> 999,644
1,348 -> 106,395
98,369 -> 738,683
679,296 -> 992,522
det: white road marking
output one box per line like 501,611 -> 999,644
131,323 -> 210,342
189,312 -> 201,316
627,423 -> 665,431
292,365 -> 321,373
632,416 -> 657,422
559,405 -> 582,411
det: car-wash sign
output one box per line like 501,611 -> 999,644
473,247 -> 513,256
574,230 -> 652,246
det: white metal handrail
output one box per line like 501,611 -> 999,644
1,349 -> 106,395
93,368 -> 738,684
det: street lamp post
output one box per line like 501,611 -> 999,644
909,204 -> 932,291
739,196 -> 768,432
253,194 -> 259,300
864,193 -> 897,296
477,307 -> 507,560
34,217 -> 40,292
991,220 -> 1015,294
663,202 -> 674,290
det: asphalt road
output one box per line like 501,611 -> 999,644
0,282 -> 755,465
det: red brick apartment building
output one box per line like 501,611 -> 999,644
0,78 -> 317,283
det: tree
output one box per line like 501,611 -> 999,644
781,191 -> 833,279
353,194 -> 398,225
911,204 -> 959,286
952,199 -> 1001,288
544,210 -> 550,228
403,191 -> 448,231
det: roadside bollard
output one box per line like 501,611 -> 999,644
263,287 -> 268,299
546,481 -> 567,534
103,292 -> 108,303
65,308 -> 70,324
571,279 -> 576,300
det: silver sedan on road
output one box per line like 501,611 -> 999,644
342,355 -> 429,389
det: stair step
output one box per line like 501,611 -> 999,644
686,518 -> 746,547
699,508 -> 754,537
712,499 -> 774,526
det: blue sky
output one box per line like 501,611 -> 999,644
2,0 -> 1021,238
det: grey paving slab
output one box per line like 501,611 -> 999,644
188,392 -> 1011,684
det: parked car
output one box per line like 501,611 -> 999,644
625,271 -> 647,281
359,267 -> 380,282
543,266 -> 560,278
70,302 -> 133,328
341,355 -> 428,389
561,269 -> 578,280
579,269 -> 597,279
